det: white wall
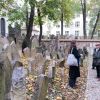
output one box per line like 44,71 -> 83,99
41,14 -> 90,36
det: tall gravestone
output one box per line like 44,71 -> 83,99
23,47 -> 31,58
48,60 -> 56,82
0,51 -> 12,100
31,48 -> 36,58
32,75 -> 48,100
10,41 -> 20,61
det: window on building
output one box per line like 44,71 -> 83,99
75,21 -> 80,27
75,31 -> 79,36
56,31 -> 60,34
65,24 -> 69,28
98,30 -> 100,37
56,25 -> 60,28
98,30 -> 100,34
1,18 -> 5,36
76,14 -> 80,17
65,31 -> 69,34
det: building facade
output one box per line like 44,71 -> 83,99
41,14 -> 90,37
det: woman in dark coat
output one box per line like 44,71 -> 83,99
93,44 -> 100,80
68,41 -> 80,88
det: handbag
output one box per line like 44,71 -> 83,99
66,48 -> 78,66
96,59 -> 100,66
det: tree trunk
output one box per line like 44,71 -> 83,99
37,8 -> 43,45
61,12 -> 63,36
91,10 -> 100,39
22,6 -> 35,53
26,4 -> 29,32
81,0 -> 87,39
26,6 -> 35,39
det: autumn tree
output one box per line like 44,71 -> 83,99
80,0 -> 87,39
88,0 -> 100,39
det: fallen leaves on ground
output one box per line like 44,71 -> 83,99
20,54 -> 88,100
47,57 -> 88,100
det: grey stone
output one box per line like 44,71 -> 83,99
10,41 -> 20,61
32,74 -> 48,100
0,51 -> 12,100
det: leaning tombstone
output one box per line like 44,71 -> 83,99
45,50 -> 51,60
10,61 -> 28,100
37,60 -> 47,76
32,36 -> 39,48
2,44 -> 12,62
28,58 -> 36,73
32,74 -> 48,100
0,60 -> 5,100
10,41 -> 20,62
0,51 -> 12,100
35,53 -> 45,67
31,48 -> 36,58
48,60 -> 56,82
23,47 -> 31,58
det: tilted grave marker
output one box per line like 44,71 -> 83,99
10,61 -> 27,100
10,41 -> 20,61
31,48 -> 36,58
0,51 -> 12,100
32,74 -> 48,100
48,60 -> 56,82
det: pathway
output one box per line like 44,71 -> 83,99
85,56 -> 100,100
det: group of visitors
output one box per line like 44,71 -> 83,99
67,40 -> 100,89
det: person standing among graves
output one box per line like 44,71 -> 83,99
93,44 -> 100,80
92,47 -> 96,69
68,41 -> 80,88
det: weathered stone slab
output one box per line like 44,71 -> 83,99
23,47 -> 31,58
10,61 -> 27,100
32,74 -> 48,100
35,53 -> 45,66
37,75 -> 48,100
48,60 -> 56,80
32,37 -> 39,48
10,41 -> 20,61
45,50 -> 51,60
0,51 -> 12,100
28,58 -> 37,73
31,48 -> 36,58
0,37 -> 9,53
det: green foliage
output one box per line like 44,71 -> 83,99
88,0 -> 100,35
8,8 -> 25,23
0,0 -> 14,11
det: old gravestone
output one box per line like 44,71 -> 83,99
28,58 -> 37,74
10,61 -> 27,100
23,47 -> 31,58
32,74 -> 48,100
2,44 -> 12,62
10,41 -> 20,61
45,50 -> 51,60
31,48 -> 36,58
32,36 -> 39,48
35,53 -> 45,67
0,37 -> 9,53
0,51 -> 12,100
48,60 -> 56,81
